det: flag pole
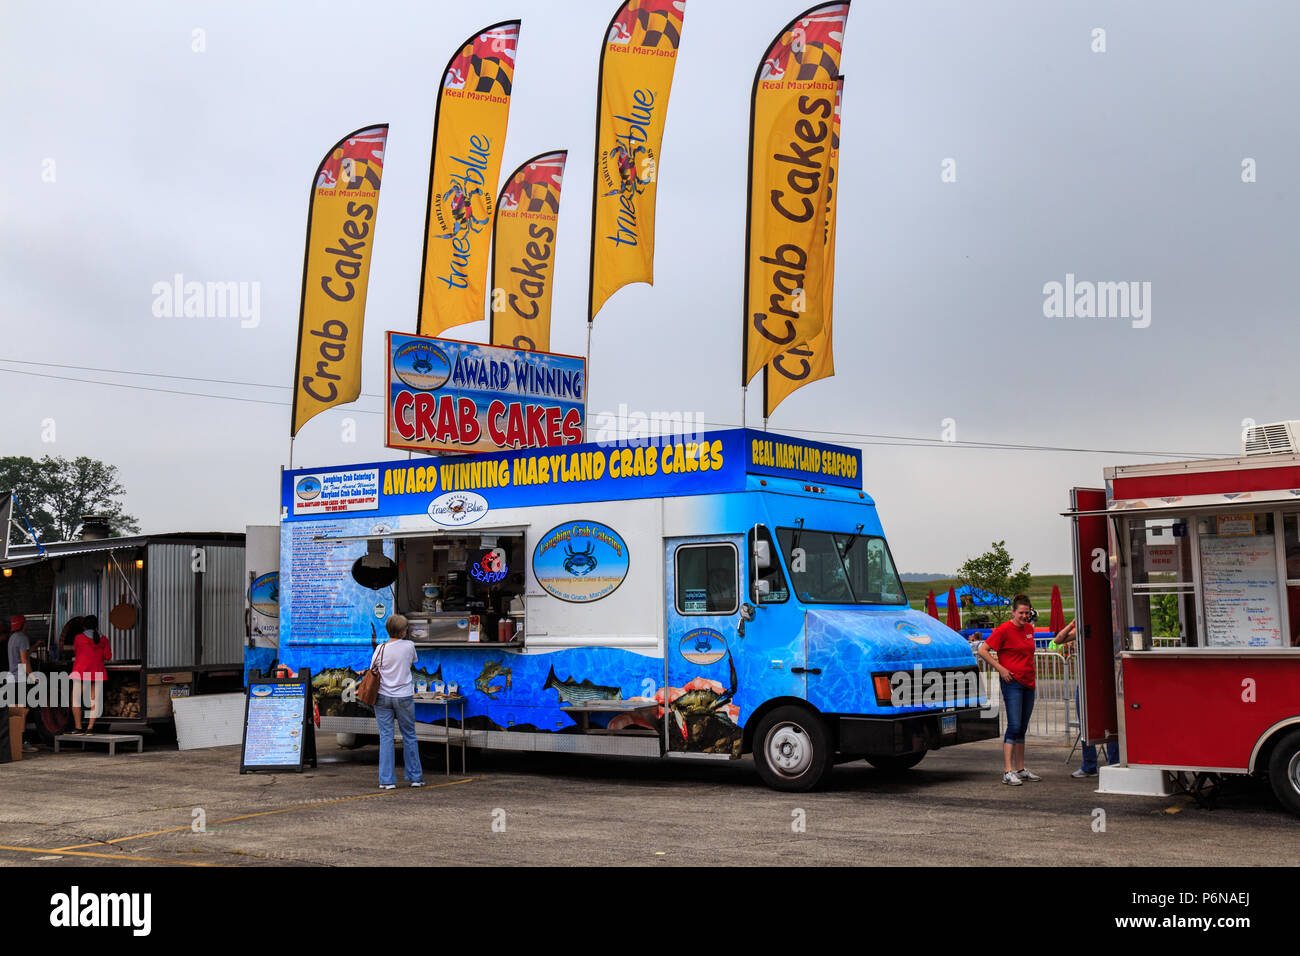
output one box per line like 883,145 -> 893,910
584,320 -> 593,441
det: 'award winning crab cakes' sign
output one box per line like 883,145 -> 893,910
387,332 -> 585,455
532,521 -> 629,603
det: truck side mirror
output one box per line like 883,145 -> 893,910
753,539 -> 771,571
753,579 -> 771,597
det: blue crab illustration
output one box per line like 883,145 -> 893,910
438,183 -> 490,239
411,349 -> 434,375
562,543 -> 598,576
602,144 -> 652,198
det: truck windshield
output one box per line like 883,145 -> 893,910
776,527 -> 907,605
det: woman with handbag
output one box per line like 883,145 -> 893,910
365,615 -> 423,789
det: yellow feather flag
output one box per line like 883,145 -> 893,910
589,0 -> 686,321
490,150 -> 567,352
766,77 -> 842,418
291,125 -> 388,438
743,2 -> 848,387
418,21 -> 520,337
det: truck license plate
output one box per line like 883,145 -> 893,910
941,714 -> 956,735
169,686 -> 192,699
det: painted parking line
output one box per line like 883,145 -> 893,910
0,845 -> 226,867
51,776 -> 476,851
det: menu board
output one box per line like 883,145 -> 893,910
240,675 -> 317,772
1199,535 -> 1283,648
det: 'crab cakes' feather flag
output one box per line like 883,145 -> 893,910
490,150 -> 568,352
418,21 -> 521,337
765,77 -> 842,418
742,3 -> 848,387
291,125 -> 388,438
588,0 -> 686,321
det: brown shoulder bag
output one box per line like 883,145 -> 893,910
357,644 -> 385,707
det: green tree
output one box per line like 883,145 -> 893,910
0,455 -> 139,546
1149,593 -> 1180,638
955,540 -> 1032,625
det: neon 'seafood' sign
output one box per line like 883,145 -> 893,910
470,551 -> 508,584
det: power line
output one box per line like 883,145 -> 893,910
0,358 -> 1230,458
0,365 -> 384,415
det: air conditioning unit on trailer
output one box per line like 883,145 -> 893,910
1241,421 -> 1300,457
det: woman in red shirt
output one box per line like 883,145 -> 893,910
977,595 -> 1040,785
71,615 -> 112,734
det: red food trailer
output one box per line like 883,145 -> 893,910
1067,422 -> 1300,815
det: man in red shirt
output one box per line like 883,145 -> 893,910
977,595 -> 1040,785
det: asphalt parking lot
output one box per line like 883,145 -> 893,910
0,733 -> 1294,867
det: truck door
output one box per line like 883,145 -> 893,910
664,535 -> 796,755
1070,488 -> 1120,752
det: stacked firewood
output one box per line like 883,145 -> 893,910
105,683 -> 141,719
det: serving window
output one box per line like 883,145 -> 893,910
391,530 -> 527,645
1126,517 -> 1197,648
1123,510 -> 1300,650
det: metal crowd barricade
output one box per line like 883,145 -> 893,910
976,648 -> 1078,739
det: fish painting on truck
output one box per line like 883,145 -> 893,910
264,428 -> 998,791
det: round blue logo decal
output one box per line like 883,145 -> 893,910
249,572 -> 280,618
250,685 -> 274,698
679,628 -> 727,665
895,620 -> 931,645
393,341 -> 452,391
295,476 -> 321,500
533,521 -> 630,603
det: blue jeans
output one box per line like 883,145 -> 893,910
1002,679 -> 1034,743
375,695 -> 422,786
1076,687 -> 1118,772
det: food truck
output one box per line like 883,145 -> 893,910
1067,421 -> 1300,815
271,429 -> 997,791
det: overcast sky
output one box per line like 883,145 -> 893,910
3,0 -> 1298,574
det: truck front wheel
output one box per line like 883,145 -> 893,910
1267,728 -> 1300,816
753,706 -> 831,792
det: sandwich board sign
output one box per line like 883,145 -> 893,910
240,669 -> 317,773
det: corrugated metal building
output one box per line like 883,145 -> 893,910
1,532 -> 245,724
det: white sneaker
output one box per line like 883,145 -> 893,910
378,784 -> 396,790
1016,768 -> 1042,782
1002,771 -> 1023,786
1071,768 -> 1097,778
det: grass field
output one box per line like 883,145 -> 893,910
903,574 -> 1076,626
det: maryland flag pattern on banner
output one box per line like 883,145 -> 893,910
418,21 -> 520,337
743,2 -> 848,386
291,125 -> 388,437
766,78 -> 842,418
588,0 -> 686,320
491,150 -> 567,352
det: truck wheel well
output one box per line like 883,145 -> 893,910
1253,719 -> 1300,773
743,698 -> 831,755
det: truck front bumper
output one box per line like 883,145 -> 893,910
835,707 -> 999,755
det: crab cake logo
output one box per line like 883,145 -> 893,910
295,476 -> 322,500
393,340 -> 452,391
533,520 -> 629,603
895,620 -> 931,645
679,628 -> 727,665
250,685 -> 274,698
428,491 -> 488,527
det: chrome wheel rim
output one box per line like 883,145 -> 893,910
1287,750 -> 1300,795
766,722 -> 812,776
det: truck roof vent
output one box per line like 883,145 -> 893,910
1242,421 -> 1300,457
